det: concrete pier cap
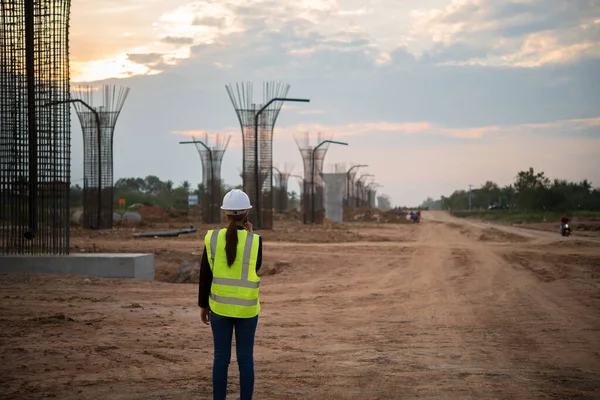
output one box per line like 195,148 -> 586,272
0,253 -> 155,280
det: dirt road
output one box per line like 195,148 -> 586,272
1,212 -> 599,399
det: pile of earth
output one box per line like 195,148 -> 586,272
343,207 -> 411,224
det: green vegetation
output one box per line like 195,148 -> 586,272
419,167 -> 600,221
69,175 -> 301,211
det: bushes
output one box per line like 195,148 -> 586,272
439,168 -> 600,213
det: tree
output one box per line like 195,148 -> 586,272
427,168 -> 599,212
181,180 -> 191,193
144,175 -> 164,195
514,167 -> 550,191
377,194 -> 393,210
115,177 -> 145,192
419,196 -> 441,210
288,191 -> 299,210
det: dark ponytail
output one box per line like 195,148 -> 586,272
225,214 -> 244,266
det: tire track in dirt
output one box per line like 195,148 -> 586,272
377,222 -> 516,399
454,226 -> 600,397
2,212 -> 599,399
256,214 -> 600,398
374,216 -> 600,398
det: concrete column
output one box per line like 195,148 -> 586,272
368,190 -> 377,208
322,173 -> 346,223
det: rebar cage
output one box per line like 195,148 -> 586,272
295,132 -> 333,224
273,163 -> 292,214
226,81 -> 290,229
293,176 -> 304,212
0,0 -> 71,255
346,171 -> 357,208
356,177 -> 374,207
72,85 -> 129,229
193,133 -> 230,224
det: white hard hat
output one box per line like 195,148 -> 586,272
221,189 -> 252,215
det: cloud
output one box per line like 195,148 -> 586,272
72,0 -> 600,81
297,110 -> 326,115
271,117 -> 600,142
161,36 -> 194,45
71,0 -> 390,81
67,0 -> 600,206
410,0 -> 600,67
346,133 -> 600,202
192,16 -> 228,28
126,53 -> 164,66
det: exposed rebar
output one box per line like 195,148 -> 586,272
225,81 -> 290,229
72,84 -> 130,229
0,0 -> 72,255
192,133 -> 230,223
273,163 -> 293,214
294,132 -> 333,224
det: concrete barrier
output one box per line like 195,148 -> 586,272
0,253 -> 154,280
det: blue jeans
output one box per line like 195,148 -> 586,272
210,311 -> 259,400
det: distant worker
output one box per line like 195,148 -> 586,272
199,189 -> 263,400
560,215 -> 570,235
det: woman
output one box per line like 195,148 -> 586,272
198,189 -> 262,400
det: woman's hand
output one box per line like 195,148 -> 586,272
245,221 -> 253,232
201,307 -> 211,325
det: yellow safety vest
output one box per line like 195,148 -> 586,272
205,229 -> 261,318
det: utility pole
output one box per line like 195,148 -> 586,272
345,164 -> 367,207
356,174 -> 374,207
254,97 -> 309,229
44,99 -> 102,230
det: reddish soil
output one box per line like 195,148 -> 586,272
1,212 -> 600,399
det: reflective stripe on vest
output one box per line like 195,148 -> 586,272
209,293 -> 257,306
206,229 -> 261,318
209,229 -> 259,291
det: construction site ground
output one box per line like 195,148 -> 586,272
1,211 -> 599,399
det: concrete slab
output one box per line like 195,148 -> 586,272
0,253 -> 154,280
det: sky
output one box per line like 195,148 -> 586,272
68,0 -> 600,206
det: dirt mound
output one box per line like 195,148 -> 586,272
137,206 -> 169,221
540,239 -> 600,249
167,208 -> 189,218
575,222 -> 600,232
344,207 -> 411,224
478,228 -> 529,243
260,225 -> 365,243
501,251 -> 600,283
276,209 -> 303,221
258,261 -> 291,276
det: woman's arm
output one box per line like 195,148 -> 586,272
256,237 -> 262,271
198,246 -> 212,308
